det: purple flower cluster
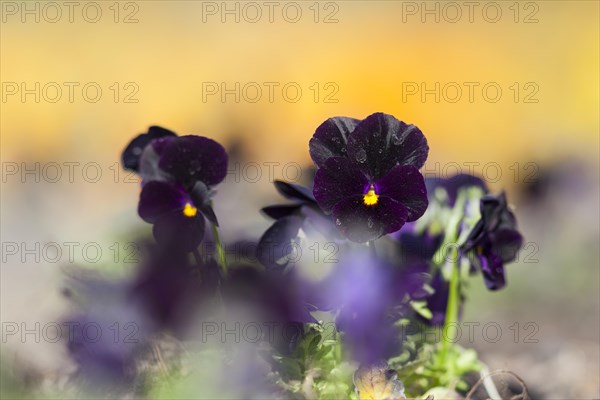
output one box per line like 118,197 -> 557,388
62,114 -> 525,394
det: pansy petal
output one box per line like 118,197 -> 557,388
332,196 -> 408,242
153,211 -> 205,251
138,181 -> 187,223
122,126 -> 176,172
347,113 -> 429,180
261,204 -> 303,220
491,229 -> 523,263
309,116 -> 360,167
159,135 -> 228,187
377,165 -> 428,222
313,157 -> 369,214
274,180 -> 315,203
257,216 -> 304,269
478,251 -> 506,290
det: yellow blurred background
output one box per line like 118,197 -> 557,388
1,0 -> 599,398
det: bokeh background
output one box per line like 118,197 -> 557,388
1,0 -> 599,398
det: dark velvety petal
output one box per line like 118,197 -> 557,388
138,181 -> 188,223
274,180 -> 315,203
159,135 -> 228,187
309,116 -> 360,167
376,165 -> 428,222
313,157 -> 369,214
462,218 -> 486,252
261,204 -> 303,220
347,113 -> 429,180
189,181 -> 218,226
480,193 -> 504,223
480,192 -> 519,231
122,126 -> 177,172
478,251 -> 506,290
332,196 -> 408,242
257,215 -> 304,269
152,211 -> 205,251
491,229 -> 523,263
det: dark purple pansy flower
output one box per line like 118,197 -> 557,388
134,134 -> 228,251
311,113 -> 429,242
122,126 -> 176,172
462,192 -> 523,290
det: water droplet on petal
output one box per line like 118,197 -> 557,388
335,218 -> 342,226
355,149 -> 367,163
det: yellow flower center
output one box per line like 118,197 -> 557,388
182,202 -> 198,217
363,186 -> 379,206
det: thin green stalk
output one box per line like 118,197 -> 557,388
439,245 -> 459,369
435,192 -> 467,370
211,223 -> 228,276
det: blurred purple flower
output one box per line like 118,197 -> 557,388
130,247 -> 219,338
62,273 -> 148,392
222,265 -> 317,354
316,251 -> 428,364
311,113 -> 429,242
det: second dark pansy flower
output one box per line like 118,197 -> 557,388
129,131 -> 228,251
312,112 -> 429,242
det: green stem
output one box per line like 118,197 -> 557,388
435,191 -> 467,370
211,223 -> 228,277
439,245 -> 459,369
